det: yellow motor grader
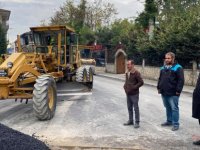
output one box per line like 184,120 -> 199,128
0,25 -> 93,120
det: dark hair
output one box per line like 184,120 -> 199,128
166,52 -> 175,60
128,60 -> 134,65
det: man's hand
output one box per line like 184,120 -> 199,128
176,92 -> 180,96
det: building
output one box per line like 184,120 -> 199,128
0,9 -> 11,34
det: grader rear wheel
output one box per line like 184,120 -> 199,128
33,75 -> 57,120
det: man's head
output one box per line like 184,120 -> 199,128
165,52 -> 175,65
127,60 -> 134,71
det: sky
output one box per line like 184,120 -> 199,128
0,0 -> 145,43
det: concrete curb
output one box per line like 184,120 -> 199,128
96,74 -> 193,94
96,74 -> 124,81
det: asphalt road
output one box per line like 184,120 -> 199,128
0,76 -> 199,150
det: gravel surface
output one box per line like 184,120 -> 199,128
0,123 -> 49,150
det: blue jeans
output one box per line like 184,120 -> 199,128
161,95 -> 180,127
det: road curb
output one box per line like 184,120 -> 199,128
96,74 -> 125,82
96,74 -> 193,94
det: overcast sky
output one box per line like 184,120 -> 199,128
0,0 -> 144,42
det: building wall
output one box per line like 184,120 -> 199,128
95,67 -> 105,73
105,63 -> 116,73
135,65 -> 160,81
105,64 -> 198,86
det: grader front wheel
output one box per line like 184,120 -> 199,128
76,66 -> 93,90
33,75 -> 57,120
85,66 -> 93,90
76,66 -> 87,82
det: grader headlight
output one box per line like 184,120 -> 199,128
0,69 -> 8,77
7,62 -> 13,69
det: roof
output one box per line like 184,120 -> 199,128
20,31 -> 32,37
0,9 -> 11,20
30,25 -> 75,32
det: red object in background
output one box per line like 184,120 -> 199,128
92,45 -> 103,51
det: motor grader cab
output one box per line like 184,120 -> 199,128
15,32 -> 34,53
0,25 -> 93,120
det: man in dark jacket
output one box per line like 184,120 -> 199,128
123,60 -> 144,128
157,52 -> 184,131
192,72 -> 200,145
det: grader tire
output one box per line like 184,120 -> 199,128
85,66 -> 93,90
86,82 -> 93,90
76,66 -> 87,83
33,75 -> 57,121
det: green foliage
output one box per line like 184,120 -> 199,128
77,0 -> 87,30
50,0 -> 117,44
95,27 -> 113,45
48,0 -> 200,66
136,0 -> 158,29
0,24 -> 7,55
110,19 -> 133,45
95,19 -> 141,61
85,0 -> 117,31
136,0 -> 200,66
79,26 -> 95,44
50,0 -> 84,31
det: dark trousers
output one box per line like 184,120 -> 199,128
126,94 -> 140,123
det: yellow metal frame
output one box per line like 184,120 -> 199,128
30,25 -> 75,32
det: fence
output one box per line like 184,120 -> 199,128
105,63 -> 199,86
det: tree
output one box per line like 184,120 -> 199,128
95,26 -> 113,45
77,0 -> 87,30
79,26 -> 96,45
85,0 -> 117,31
50,0 -> 117,32
154,0 -> 200,60
136,0 -> 200,67
0,24 -> 7,55
50,0 -> 78,28
50,0 -> 117,45
95,19 -> 143,62
135,0 -> 158,29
